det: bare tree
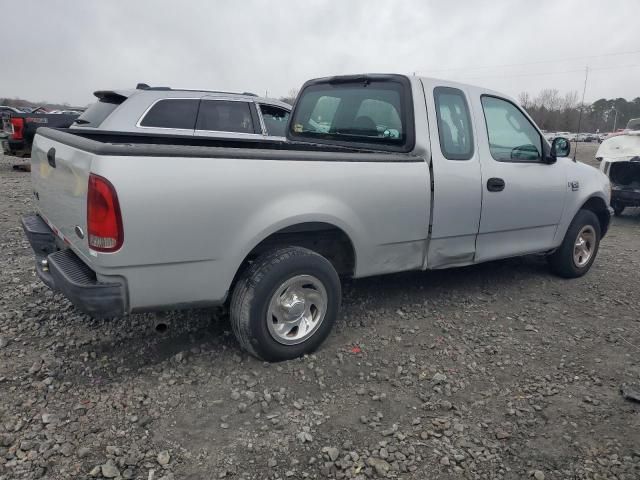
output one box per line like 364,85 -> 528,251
518,92 -> 531,108
280,88 -> 299,106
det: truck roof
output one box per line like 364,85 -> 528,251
304,73 -> 518,105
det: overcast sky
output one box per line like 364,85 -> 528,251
1,0 -> 639,106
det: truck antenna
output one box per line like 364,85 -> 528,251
573,66 -> 589,162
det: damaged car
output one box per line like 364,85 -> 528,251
598,118 -> 640,216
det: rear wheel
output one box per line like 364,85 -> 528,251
230,247 -> 341,361
548,209 -> 601,278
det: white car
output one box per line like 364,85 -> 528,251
598,126 -> 640,216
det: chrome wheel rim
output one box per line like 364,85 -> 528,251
267,274 -> 327,345
573,225 -> 596,268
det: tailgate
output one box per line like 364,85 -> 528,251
30,133 -> 94,260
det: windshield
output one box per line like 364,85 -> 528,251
289,78 -> 411,151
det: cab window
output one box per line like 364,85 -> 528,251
434,87 -> 474,160
481,96 -> 542,162
289,77 -> 413,152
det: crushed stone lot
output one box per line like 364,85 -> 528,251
1,144 -> 639,480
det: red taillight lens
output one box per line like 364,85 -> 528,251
10,118 -> 24,140
87,174 -> 123,252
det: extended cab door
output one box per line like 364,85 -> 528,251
423,82 -> 483,268
471,94 -> 567,262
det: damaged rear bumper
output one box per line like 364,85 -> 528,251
21,213 -> 127,317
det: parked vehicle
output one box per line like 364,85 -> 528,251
598,120 -> 640,215
2,110 -> 79,157
71,84 -> 292,140
23,73 -> 612,361
0,107 -> 19,143
1,105 -> 25,115
577,133 -> 596,142
50,109 -> 84,115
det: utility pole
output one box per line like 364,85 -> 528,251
612,108 -> 618,131
574,66 -> 589,161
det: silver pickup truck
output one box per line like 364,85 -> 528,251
23,73 -> 611,361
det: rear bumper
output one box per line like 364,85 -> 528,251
22,214 -> 127,317
611,188 -> 640,207
2,138 -> 29,156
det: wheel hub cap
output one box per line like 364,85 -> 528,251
267,274 -> 328,345
280,293 -> 306,320
573,225 -> 595,268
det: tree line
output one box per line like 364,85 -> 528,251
518,89 -> 640,133
0,97 -> 85,112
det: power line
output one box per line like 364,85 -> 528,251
448,63 -> 640,80
415,49 -> 640,75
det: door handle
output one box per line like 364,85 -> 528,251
487,177 -> 505,192
47,148 -> 56,168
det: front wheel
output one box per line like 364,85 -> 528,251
548,209 -> 601,278
230,247 -> 341,361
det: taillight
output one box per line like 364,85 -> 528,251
10,118 -> 24,140
87,174 -> 123,252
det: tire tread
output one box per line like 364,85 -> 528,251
230,247 -> 336,360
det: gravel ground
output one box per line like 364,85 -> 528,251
1,144 -> 639,480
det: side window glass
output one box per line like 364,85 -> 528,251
481,96 -> 542,162
139,99 -> 199,129
196,100 -> 255,133
434,87 -> 474,160
260,105 -> 290,137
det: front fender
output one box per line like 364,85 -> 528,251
553,162 -> 611,245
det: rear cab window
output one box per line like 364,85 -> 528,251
139,99 -> 199,130
288,75 -> 415,152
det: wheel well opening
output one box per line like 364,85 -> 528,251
581,197 -> 610,237
234,222 -> 356,284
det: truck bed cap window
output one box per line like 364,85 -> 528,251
289,76 -> 414,152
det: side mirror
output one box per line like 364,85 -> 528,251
551,137 -> 571,158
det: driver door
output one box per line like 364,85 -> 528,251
472,94 -> 568,262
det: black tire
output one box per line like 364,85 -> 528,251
548,209 -> 601,278
612,202 -> 625,216
230,247 -> 341,361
